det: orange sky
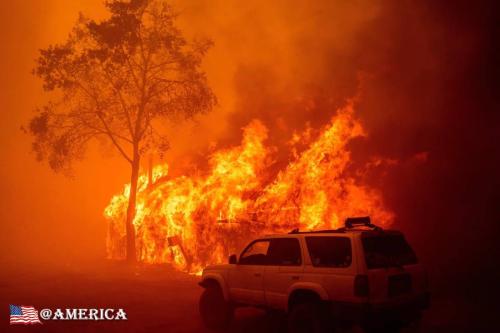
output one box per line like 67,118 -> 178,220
0,2 -> 129,264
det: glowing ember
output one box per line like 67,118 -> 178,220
104,103 -> 393,273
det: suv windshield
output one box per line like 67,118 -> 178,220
239,240 -> 270,265
362,233 -> 418,269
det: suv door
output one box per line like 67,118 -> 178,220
228,239 -> 269,305
264,238 -> 303,309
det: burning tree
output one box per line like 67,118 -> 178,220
26,0 -> 216,262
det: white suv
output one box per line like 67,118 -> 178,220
199,217 -> 430,333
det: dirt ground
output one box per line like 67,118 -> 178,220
0,260 -> 496,333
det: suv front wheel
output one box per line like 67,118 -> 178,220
199,285 -> 234,329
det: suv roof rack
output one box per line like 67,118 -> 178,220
343,216 -> 382,231
288,216 -> 382,234
289,228 -> 345,234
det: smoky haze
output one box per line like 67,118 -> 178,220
0,0 -> 498,297
175,0 -> 500,292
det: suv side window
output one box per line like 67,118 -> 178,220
306,236 -> 352,268
239,240 -> 270,265
267,238 -> 302,266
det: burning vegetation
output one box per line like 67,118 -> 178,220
104,102 -> 393,273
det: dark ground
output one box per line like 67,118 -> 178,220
0,260 -> 497,333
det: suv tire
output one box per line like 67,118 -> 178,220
287,302 -> 331,333
199,285 -> 234,329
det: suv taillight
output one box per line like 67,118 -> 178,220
354,274 -> 369,297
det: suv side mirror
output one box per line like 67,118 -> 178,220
229,254 -> 238,264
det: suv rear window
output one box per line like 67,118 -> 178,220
362,233 -> 418,269
305,237 -> 352,267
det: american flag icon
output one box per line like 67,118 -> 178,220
9,305 -> 42,325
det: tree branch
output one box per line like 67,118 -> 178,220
96,111 -> 133,163
99,64 -> 135,139
70,79 -> 133,163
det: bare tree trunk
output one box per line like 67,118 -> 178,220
125,149 -> 140,262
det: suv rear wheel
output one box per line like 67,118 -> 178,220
287,301 -> 331,333
199,285 -> 234,329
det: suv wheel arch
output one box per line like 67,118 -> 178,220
199,275 -> 229,301
288,289 -> 324,312
287,283 -> 329,311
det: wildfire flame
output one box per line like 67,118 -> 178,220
104,103 -> 394,273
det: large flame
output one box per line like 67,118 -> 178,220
104,103 -> 393,273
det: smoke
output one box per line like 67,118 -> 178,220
168,0 -> 378,148
168,0 -> 500,292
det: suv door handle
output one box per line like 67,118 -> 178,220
291,275 -> 300,280
254,273 -> 262,277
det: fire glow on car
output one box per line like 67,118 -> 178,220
104,102 -> 394,273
